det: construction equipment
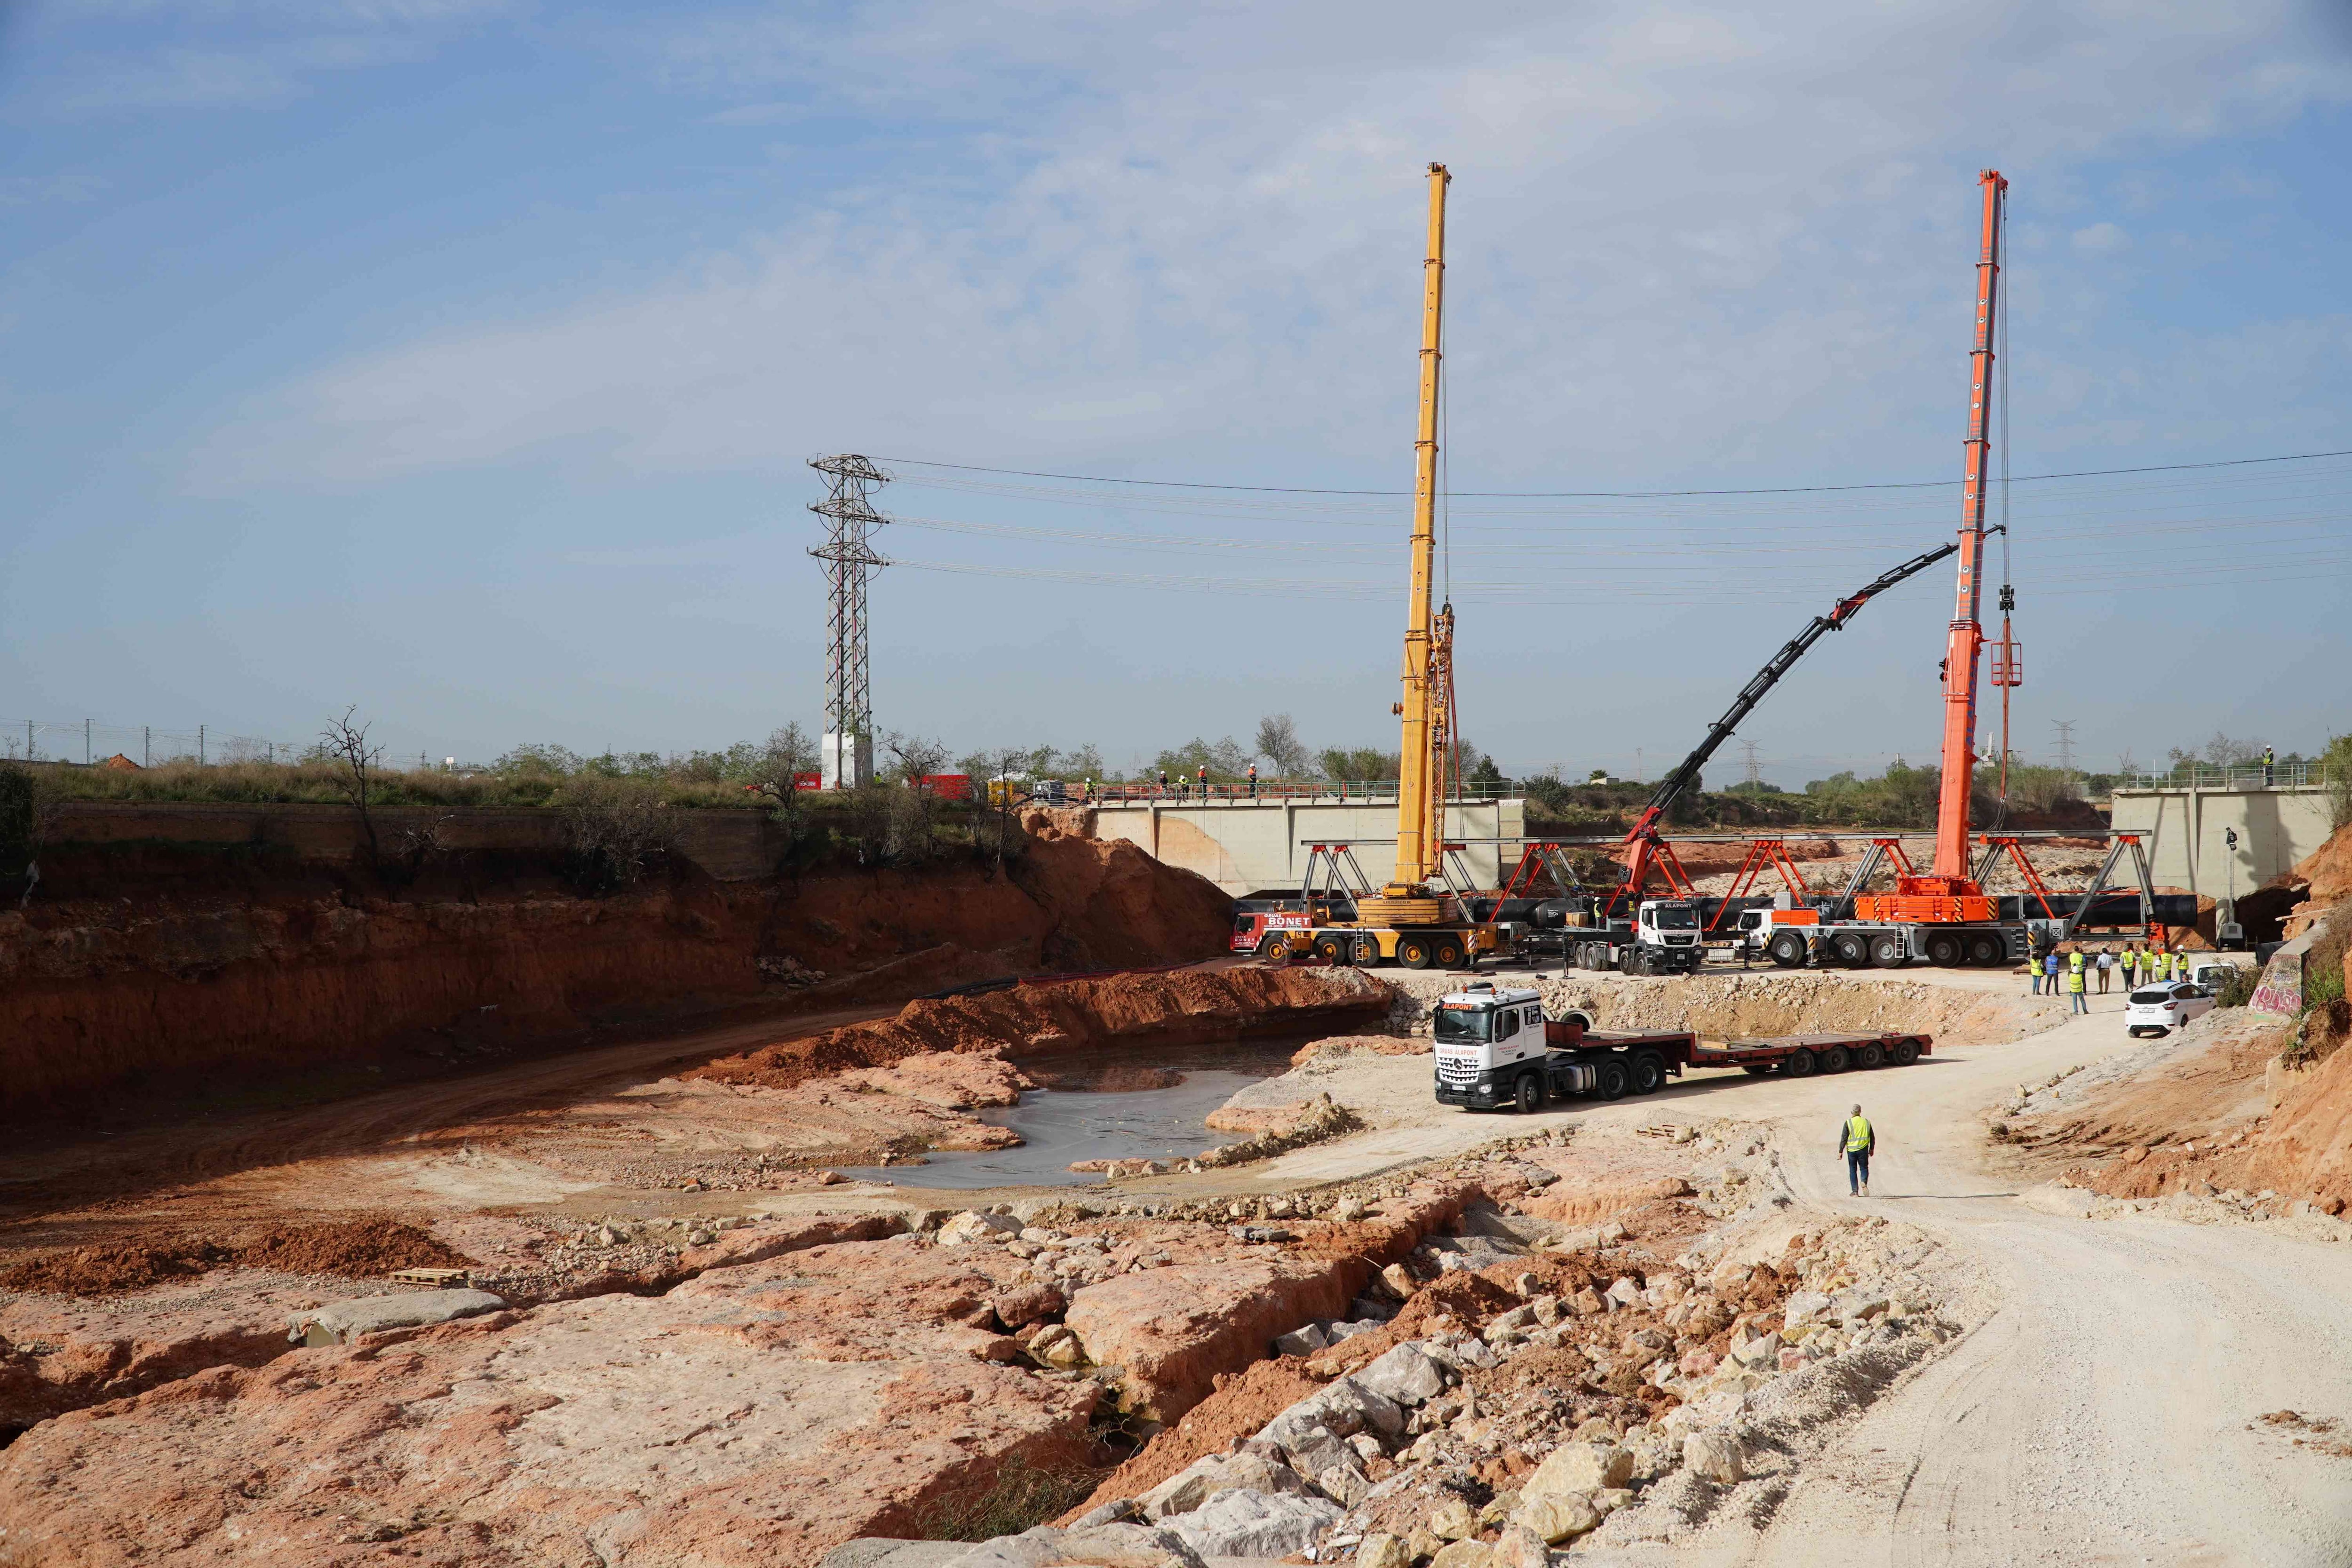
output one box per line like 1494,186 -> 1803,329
1430,979 -> 1932,1112
1283,163 -> 1502,972
1491,539 -> 1970,972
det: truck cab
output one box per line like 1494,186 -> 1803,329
1432,982 -> 1600,1110
1639,899 -> 1704,953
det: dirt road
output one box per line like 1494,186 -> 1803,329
1695,993 -> 2352,1566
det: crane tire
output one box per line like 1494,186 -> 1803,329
1767,931 -> 1808,968
1869,934 -> 1907,967
1926,933 -> 1963,967
1832,933 -> 1869,967
1313,936 -> 1347,965
1350,935 -> 1379,966
1435,938 -> 1465,970
1257,934 -> 1288,960
1967,933 -> 2003,966
1398,938 -> 1433,970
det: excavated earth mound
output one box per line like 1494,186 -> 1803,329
1385,969 -> 2062,1047
687,967 -> 1392,1091
0,1217 -> 470,1297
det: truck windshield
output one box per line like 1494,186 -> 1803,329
1653,906 -> 1700,930
1433,1007 -> 1493,1043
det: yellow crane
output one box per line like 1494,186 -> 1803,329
1289,163 -> 1503,972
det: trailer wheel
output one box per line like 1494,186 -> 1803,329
1925,932 -> 1963,967
1257,934 -> 1288,960
1313,935 -> 1348,965
1767,931 -> 1808,968
1857,1041 -> 1887,1069
1350,935 -> 1380,966
1832,933 -> 1869,967
1786,1050 -> 1818,1077
1891,1037 -> 1921,1066
1435,938 -> 1465,970
1596,1058 -> 1630,1100
1398,937 -> 1433,970
1514,1073 -> 1542,1113
1818,1044 -> 1851,1073
1869,934 -> 1907,968
1630,1051 -> 1666,1095
1966,933 -> 2003,966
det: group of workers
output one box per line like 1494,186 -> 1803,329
1152,763 -> 1260,801
2027,939 -> 2189,1013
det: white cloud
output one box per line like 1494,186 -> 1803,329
2071,221 -> 2130,255
186,0 -> 2352,491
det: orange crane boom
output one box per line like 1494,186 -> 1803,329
1930,169 -> 2008,879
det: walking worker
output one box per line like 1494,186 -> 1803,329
1838,1104 -> 1875,1196
2066,960 -> 2088,1014
1157,767 -> 1169,796
2097,947 -> 2115,994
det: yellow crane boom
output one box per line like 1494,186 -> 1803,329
1387,160 -> 1451,903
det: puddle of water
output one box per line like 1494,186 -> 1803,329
835,1037 -> 1311,1191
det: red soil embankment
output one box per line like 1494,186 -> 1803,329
0,827 -> 1234,1117
687,966 -> 1394,1090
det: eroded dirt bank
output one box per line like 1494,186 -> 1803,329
0,823 -> 1233,1115
687,966 -> 1393,1090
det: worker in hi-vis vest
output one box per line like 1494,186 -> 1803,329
2066,962 -> 2088,1014
1837,1105 -> 1875,1196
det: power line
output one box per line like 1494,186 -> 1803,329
871,445 -> 2352,501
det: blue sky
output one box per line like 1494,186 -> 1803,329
3,1 -> 2349,781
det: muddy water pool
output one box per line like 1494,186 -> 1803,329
835,1036 -> 1314,1189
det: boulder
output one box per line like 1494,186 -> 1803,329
1354,1343 -> 1447,1407
1428,1541 -> 1494,1568
992,1283 -> 1067,1330
1491,1523 -> 1549,1568
1569,1287 -> 1606,1316
1593,1488 -> 1636,1515
938,1211 -> 1024,1247
1379,1263 -> 1418,1298
1779,1289 -> 1832,1331
1512,1491 -> 1601,1544
1066,1257 -> 1358,1423
1603,1277 -> 1644,1310
1727,1331 -> 1782,1370
1354,1533 -> 1411,1568
1429,1498 -> 1478,1540
1273,1323 -> 1331,1357
1138,1453 -> 1311,1520
950,1522 -> 1206,1568
1162,1489 -> 1340,1559
1683,1431 -> 1747,1485
1314,1464 -> 1369,1506
1834,1289 -> 1891,1325
285,1289 -> 505,1347
821,1541 -> 974,1568
1524,1442 -> 1633,1499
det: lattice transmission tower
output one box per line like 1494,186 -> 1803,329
808,454 -> 891,788
1740,739 -> 1763,788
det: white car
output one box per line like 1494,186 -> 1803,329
2125,982 -> 2216,1038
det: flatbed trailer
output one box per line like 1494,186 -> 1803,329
1429,982 -> 1933,1111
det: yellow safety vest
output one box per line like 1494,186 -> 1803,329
2069,951 -> 2084,971
2066,968 -> 2084,993
1844,1115 -> 1873,1152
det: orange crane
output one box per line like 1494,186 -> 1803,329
1854,168 -> 2009,929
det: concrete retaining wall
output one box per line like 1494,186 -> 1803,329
2109,784 -> 2334,901
49,801 -> 781,881
1091,798 -> 1524,895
